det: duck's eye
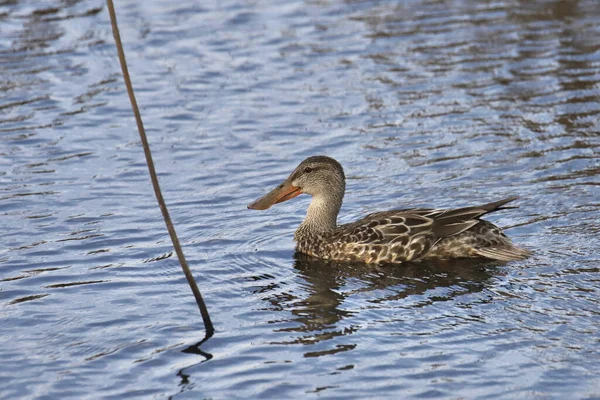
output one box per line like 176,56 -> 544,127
303,167 -> 313,173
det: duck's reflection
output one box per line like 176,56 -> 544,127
264,253 -> 502,350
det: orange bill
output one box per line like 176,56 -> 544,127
247,180 -> 302,210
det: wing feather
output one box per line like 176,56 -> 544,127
336,197 -> 519,245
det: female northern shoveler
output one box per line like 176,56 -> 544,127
248,156 -> 530,264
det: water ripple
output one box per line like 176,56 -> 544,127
1,0 -> 599,398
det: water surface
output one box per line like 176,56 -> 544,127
1,0 -> 599,398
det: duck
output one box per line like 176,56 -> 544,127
248,156 -> 530,264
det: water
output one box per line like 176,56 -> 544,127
1,0 -> 599,398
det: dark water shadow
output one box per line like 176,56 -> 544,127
266,253 -> 505,349
170,333 -> 214,399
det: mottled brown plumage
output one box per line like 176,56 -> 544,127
248,156 -> 530,264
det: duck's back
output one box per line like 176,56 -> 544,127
299,197 -> 530,263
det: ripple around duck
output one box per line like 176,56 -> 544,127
1,0 -> 600,398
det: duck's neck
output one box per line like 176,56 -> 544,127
294,191 -> 343,241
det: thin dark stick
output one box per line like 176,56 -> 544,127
106,0 -> 214,336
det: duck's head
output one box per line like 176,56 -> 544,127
248,155 -> 346,210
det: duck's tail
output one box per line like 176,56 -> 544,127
473,245 -> 531,261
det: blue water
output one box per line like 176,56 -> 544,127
1,0 -> 599,398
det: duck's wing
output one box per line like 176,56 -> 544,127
334,209 -> 439,246
429,196 -> 519,237
335,197 -> 519,246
